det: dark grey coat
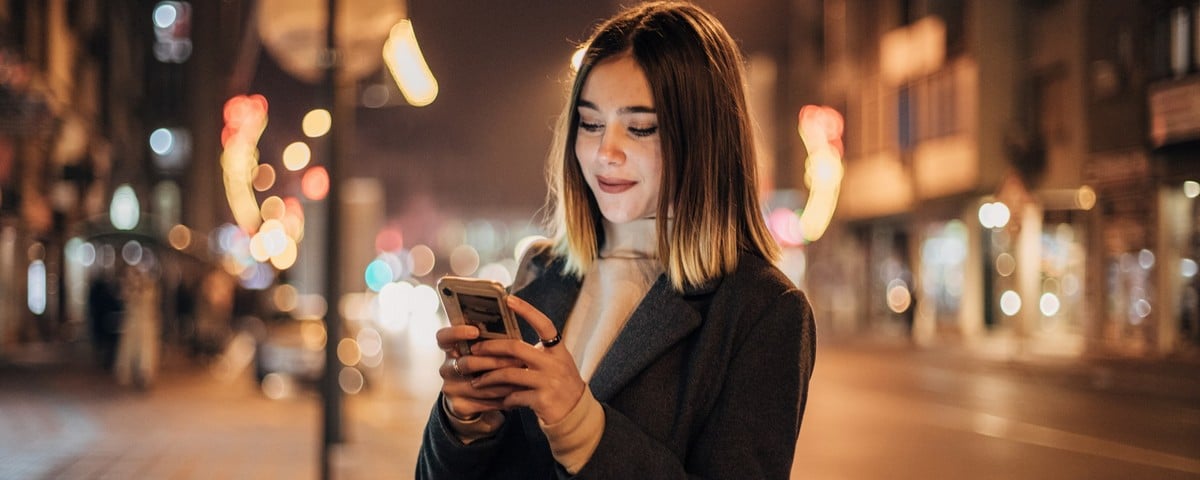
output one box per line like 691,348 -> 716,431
416,246 -> 816,479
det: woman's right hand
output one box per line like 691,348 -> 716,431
436,325 -> 526,419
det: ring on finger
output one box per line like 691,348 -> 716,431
540,334 -> 562,348
451,357 -> 466,377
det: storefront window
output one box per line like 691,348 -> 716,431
920,220 -> 967,327
1037,223 -> 1086,335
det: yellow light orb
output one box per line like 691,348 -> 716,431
302,109 -> 332,138
282,142 -> 312,171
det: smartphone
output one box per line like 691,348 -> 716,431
437,276 -> 521,356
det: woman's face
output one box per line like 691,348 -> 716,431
575,53 -> 663,224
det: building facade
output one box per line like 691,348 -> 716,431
806,0 -> 1200,358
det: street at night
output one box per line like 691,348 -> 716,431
3,0 -> 1200,478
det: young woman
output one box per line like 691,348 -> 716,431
417,2 -> 816,478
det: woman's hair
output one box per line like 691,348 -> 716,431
547,1 -> 780,291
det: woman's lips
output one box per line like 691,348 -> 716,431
597,176 -> 636,194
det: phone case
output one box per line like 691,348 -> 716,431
437,276 -> 521,355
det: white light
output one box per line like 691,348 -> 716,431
1182,258 -> 1198,278
1184,180 -> 1200,199
377,282 -> 414,333
28,260 -> 46,315
149,128 -> 174,155
978,203 -> 994,228
991,202 -> 1010,228
110,184 -> 140,231
1138,249 -> 1155,269
412,284 -> 440,316
1039,292 -> 1061,317
153,2 -> 178,29
1000,290 -> 1021,316
122,240 -> 144,265
1134,299 -> 1152,318
78,242 -> 96,267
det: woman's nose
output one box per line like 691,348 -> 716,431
596,133 -> 626,165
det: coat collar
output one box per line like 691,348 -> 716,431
513,258 -> 713,402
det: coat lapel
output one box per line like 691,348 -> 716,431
587,275 -> 703,402
511,256 -> 709,403
511,258 -> 578,345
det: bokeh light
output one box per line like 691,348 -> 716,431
110,184 -> 140,231
273,284 -> 298,312
995,253 -> 1016,277
365,259 -> 394,292
409,245 -> 435,277
376,227 -> 404,253
252,164 -> 276,192
1184,180 -> 1200,199
283,142 -> 312,171
260,196 -> 286,221
301,166 -> 329,200
302,109 -> 332,138
1039,292 -> 1061,316
337,338 -> 362,366
1000,290 -> 1021,316
168,224 -> 192,250
339,367 -> 364,395
886,279 -> 912,313
450,244 -> 480,276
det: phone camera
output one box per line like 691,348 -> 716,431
441,287 -> 452,297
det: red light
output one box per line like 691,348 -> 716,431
301,167 -> 329,201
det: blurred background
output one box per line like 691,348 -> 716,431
0,0 -> 1198,479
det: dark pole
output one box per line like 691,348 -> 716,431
320,0 -> 343,478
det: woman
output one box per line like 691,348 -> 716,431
417,2 -> 816,478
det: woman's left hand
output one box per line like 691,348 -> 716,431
468,295 -> 585,425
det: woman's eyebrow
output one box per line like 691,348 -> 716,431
577,99 -> 656,114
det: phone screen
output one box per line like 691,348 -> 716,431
457,292 -> 509,336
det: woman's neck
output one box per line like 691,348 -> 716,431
599,218 -> 657,260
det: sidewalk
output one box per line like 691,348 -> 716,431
0,341 -> 439,480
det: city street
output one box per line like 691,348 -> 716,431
1,338 -> 1198,479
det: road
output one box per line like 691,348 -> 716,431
1,338 -> 1198,479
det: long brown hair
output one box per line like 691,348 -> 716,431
547,1 -> 780,291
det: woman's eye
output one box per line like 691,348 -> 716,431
629,126 -> 658,137
579,121 -> 603,133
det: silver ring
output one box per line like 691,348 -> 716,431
541,334 -> 562,348
451,357 -> 466,377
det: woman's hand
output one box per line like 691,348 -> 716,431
436,324 -> 524,419
469,296 -> 585,424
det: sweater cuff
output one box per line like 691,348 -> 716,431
442,395 -> 505,445
539,386 -> 605,474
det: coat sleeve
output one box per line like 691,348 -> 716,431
571,288 -> 816,479
415,393 -> 512,479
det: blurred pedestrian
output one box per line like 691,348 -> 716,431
417,2 -> 817,478
193,267 -> 234,357
86,271 -> 122,370
113,267 -> 161,388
